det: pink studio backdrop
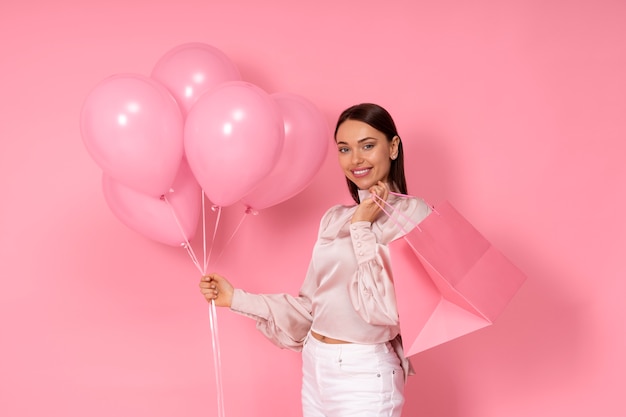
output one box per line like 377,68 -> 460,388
1,0 -> 625,416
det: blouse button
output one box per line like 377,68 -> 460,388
357,242 -> 362,248
359,252 -> 364,256
354,234 -> 359,239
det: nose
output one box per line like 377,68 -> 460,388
351,149 -> 363,165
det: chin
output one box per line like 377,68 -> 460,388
348,174 -> 380,190
357,178 -> 380,189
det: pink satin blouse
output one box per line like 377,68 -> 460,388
230,193 -> 431,358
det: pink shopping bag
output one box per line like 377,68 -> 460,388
388,200 -> 526,356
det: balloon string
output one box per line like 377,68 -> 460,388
209,300 -> 225,417
162,195 -> 203,274
212,209 -> 251,268
201,196 -> 225,416
202,191 -> 208,274
164,194 -> 225,417
205,205 -> 222,271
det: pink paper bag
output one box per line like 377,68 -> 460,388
388,200 -> 526,356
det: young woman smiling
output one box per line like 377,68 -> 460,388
200,103 -> 431,417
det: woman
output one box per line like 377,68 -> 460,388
200,103 -> 431,417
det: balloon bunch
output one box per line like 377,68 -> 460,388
80,42 -> 329,249
80,43 -> 329,417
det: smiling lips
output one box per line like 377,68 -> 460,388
351,168 -> 371,178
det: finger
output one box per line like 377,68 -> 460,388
205,273 -> 223,283
200,288 -> 214,296
377,181 -> 389,199
203,289 -> 219,298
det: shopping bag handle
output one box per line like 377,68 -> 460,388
371,191 -> 438,234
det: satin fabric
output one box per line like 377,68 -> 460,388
230,193 -> 431,378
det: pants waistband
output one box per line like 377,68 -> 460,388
305,332 -> 393,354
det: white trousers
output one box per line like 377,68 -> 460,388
301,333 -> 405,417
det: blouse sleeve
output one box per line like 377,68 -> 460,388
347,221 -> 400,326
348,197 -> 432,326
230,286 -> 312,351
227,208 -> 335,351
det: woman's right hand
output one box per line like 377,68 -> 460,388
352,181 -> 390,224
199,273 -> 234,307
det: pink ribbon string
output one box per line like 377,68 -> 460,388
372,191 -> 437,234
372,192 -> 418,234
205,203 -> 222,272
162,194 -> 203,272
202,191 -> 208,273
163,193 -> 226,417
202,197 -> 226,417
211,208 -> 254,269
208,298 -> 225,417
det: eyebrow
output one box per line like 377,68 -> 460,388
336,137 -> 379,145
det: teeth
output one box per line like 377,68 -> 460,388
353,169 -> 369,175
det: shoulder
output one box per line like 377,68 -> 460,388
388,195 -> 431,222
319,203 -> 353,227
316,203 -> 354,238
404,196 -> 432,225
376,195 -> 432,241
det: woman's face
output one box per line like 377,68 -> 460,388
335,119 -> 399,190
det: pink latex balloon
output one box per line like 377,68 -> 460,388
184,81 -> 284,207
81,74 -> 184,197
241,93 -> 330,210
102,161 -> 202,247
151,42 -> 241,116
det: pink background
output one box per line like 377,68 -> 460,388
1,0 -> 625,416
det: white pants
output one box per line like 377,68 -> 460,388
301,333 -> 405,417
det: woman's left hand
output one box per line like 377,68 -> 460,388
351,181 -> 389,224
199,273 -> 234,307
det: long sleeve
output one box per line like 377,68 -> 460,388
230,287 -> 312,351
228,194 -> 431,352
348,221 -> 399,325
346,195 -> 431,327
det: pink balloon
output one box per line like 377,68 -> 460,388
151,42 -> 241,116
81,74 -> 184,197
241,93 -> 330,210
184,81 -> 284,207
102,161 -> 202,247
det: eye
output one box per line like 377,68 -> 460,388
338,146 -> 350,153
363,143 -> 375,150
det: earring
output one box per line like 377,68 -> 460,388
391,154 -> 397,160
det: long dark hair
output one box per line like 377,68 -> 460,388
334,103 -> 407,204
